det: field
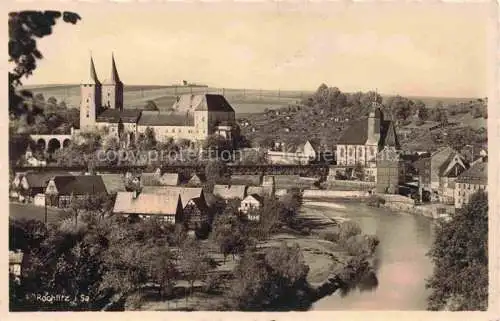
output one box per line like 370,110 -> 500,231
9,202 -> 68,224
22,84 -> 310,115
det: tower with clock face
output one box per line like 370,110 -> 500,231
79,56 -> 102,130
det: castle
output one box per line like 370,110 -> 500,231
79,55 -> 236,143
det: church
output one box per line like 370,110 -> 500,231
78,55 -> 236,143
335,102 -> 400,181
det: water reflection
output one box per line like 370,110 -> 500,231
306,200 -> 435,310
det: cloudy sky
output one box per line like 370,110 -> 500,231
12,2 -> 494,97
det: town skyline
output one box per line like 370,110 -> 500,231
14,2 -> 493,98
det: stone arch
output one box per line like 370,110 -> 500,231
63,139 -> 71,148
47,138 -> 61,154
36,138 -> 46,151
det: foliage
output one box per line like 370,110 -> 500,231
224,242 -> 312,311
143,100 -> 159,111
9,10 -> 80,118
179,239 -> 212,298
426,191 -> 488,311
204,159 -> 229,187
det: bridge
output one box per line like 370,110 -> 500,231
30,134 -> 72,152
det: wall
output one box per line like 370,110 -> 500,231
303,189 -> 369,198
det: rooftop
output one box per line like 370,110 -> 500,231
138,111 -> 194,126
113,191 -> 181,215
456,161 -> 487,185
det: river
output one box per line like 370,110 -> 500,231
304,199 -> 435,311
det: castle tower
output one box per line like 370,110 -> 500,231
79,56 -> 102,130
102,53 -> 124,110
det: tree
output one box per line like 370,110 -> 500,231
204,159 -> 229,187
143,100 -> 159,111
416,100 -> 429,121
9,11 -> 80,118
426,191 -> 488,311
179,239 -> 211,300
225,242 -> 312,311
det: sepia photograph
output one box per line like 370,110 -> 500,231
6,1 -> 494,313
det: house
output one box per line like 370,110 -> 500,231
213,184 -> 247,200
17,171 -> 73,202
187,173 -> 205,186
9,250 -> 24,281
113,191 -> 183,224
159,173 -> 180,186
454,161 -> 487,209
247,186 -> 273,198
230,175 -> 262,186
45,175 -> 107,208
376,147 -> 405,193
239,194 -> 263,220
101,173 -> 127,194
438,153 -> 469,205
140,170 -> 161,186
183,197 -> 210,229
141,186 -> 206,208
295,140 -> 318,163
414,146 -> 455,196
336,104 -> 399,182
23,146 -> 46,167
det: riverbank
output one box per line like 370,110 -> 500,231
129,199 -> 378,311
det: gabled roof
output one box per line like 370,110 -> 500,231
188,173 -> 206,185
50,175 -> 107,195
337,119 -> 369,145
24,171 -> 72,189
96,109 -> 142,123
213,184 -> 247,200
247,186 -> 273,197
100,173 -> 126,193
159,173 -> 179,186
141,186 -> 204,208
141,172 -> 160,186
438,153 -> 468,177
230,175 -> 262,186
380,120 -> 399,148
171,94 -> 235,112
456,161 -> 487,185
113,191 -> 181,215
243,193 -> 264,204
138,111 -> 194,126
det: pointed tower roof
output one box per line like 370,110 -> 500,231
103,53 -> 122,84
85,56 -> 100,85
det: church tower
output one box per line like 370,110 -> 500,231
79,56 -> 102,130
102,53 -> 124,110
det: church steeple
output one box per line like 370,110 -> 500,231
88,56 -> 100,85
102,53 -> 124,110
110,53 -> 122,84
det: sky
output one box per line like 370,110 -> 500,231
12,2 -> 494,98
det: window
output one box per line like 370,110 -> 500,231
349,147 -> 354,157
371,147 -> 375,156
359,148 -> 363,157
339,148 -> 345,158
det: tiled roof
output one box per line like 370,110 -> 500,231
187,173 -> 205,186
159,173 -> 179,186
337,119 -> 369,145
50,175 -> 107,195
138,111 -> 194,126
140,172 -> 160,186
456,162 -> 487,185
96,109 -> 141,123
113,191 -> 181,215
171,94 -> 235,112
230,175 -> 262,186
247,186 -> 273,197
438,153 -> 468,177
213,184 -> 247,200
244,194 -> 264,204
100,174 -> 126,193
24,171 -> 72,189
141,186 -> 204,208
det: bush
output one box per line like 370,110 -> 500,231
367,194 -> 386,207
338,221 -> 361,242
320,230 -> 340,243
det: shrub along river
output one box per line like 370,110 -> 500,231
303,199 -> 435,310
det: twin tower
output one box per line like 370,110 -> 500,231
80,54 -> 124,129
